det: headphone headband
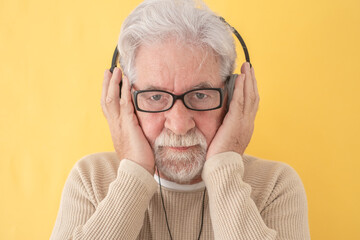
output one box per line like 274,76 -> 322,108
110,17 -> 251,73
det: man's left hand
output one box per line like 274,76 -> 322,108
206,62 -> 259,159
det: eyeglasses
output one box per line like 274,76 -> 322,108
133,88 -> 224,113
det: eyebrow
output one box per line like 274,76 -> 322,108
142,82 -> 214,91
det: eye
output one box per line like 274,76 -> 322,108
195,92 -> 206,99
151,94 -> 162,101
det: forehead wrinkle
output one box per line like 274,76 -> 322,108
142,81 -> 214,92
134,45 -> 170,90
172,46 -> 218,93
134,40 -> 221,93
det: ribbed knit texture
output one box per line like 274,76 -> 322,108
51,152 -> 310,240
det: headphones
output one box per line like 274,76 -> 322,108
110,17 -> 251,107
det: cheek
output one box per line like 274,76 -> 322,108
137,112 -> 165,145
137,107 -> 225,147
195,109 -> 225,146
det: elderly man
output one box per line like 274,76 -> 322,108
51,0 -> 310,239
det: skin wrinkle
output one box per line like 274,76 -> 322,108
134,39 -> 227,184
132,39 -> 221,91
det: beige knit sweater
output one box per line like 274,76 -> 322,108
50,152 -> 310,239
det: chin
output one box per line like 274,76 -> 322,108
162,167 -> 203,184
155,146 -> 206,184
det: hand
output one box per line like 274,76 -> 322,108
207,62 -> 259,158
101,68 -> 155,174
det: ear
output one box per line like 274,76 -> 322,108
226,74 -> 238,110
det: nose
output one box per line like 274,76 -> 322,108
164,99 -> 195,135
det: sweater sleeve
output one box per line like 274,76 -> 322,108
202,152 -> 310,240
50,158 -> 158,240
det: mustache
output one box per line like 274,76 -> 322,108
154,128 -> 207,149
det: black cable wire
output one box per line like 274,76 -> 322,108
197,188 -> 206,240
156,168 -> 207,240
157,168 -> 174,240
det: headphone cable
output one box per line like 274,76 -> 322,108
157,168 -> 206,240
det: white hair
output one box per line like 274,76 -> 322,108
117,0 -> 237,84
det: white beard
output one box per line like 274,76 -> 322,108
153,128 -> 208,184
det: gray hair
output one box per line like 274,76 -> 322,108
118,0 -> 237,84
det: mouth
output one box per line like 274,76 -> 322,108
161,145 -> 198,152
168,146 -> 190,151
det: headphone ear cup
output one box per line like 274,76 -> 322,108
226,74 -> 238,109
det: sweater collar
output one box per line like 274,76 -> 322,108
154,175 -> 205,191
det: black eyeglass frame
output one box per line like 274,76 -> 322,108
133,88 -> 224,113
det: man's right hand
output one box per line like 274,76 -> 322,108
101,67 -> 155,175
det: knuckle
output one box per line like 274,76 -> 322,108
232,98 -> 244,110
237,99 -> 244,108
105,97 -> 113,104
119,98 -> 126,106
249,94 -> 257,104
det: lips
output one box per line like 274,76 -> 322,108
167,146 -> 191,151
160,145 -> 201,152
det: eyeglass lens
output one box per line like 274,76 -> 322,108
136,89 -> 221,112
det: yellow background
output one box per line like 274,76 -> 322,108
1,0 -> 359,239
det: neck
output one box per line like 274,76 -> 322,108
155,168 -> 203,185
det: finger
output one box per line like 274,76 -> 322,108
242,62 -> 256,114
228,73 -> 245,115
101,69 -> 112,117
240,62 -> 247,74
120,75 -> 135,115
121,75 -> 131,103
241,62 -> 253,92
251,67 -> 260,109
106,67 -> 122,117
